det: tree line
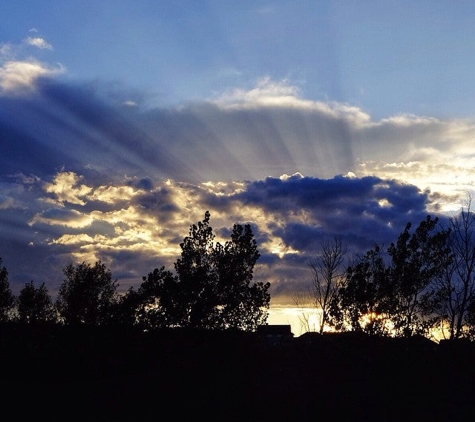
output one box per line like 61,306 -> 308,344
3,204 -> 475,341
301,199 -> 475,340
0,211 -> 270,331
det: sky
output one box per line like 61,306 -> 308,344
2,1 -> 475,334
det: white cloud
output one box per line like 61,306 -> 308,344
24,37 -> 53,50
213,77 -> 305,108
0,59 -> 64,94
376,113 -> 439,127
357,160 -> 475,212
123,100 -> 138,107
210,77 -> 371,125
279,172 -> 304,181
0,35 -> 62,95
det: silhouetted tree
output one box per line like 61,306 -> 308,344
116,266 -> 179,330
56,260 -> 119,326
112,287 -> 144,327
18,281 -> 56,324
309,236 -> 347,334
431,199 -> 475,339
329,216 -> 452,337
0,258 -> 15,322
174,211 -> 218,328
329,245 -> 392,335
212,222 -> 269,330
138,212 -> 270,331
388,215 -> 452,337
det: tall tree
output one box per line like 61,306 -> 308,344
212,222 -> 269,330
435,198 -> 475,338
56,261 -> 119,326
174,210 -> 218,328
388,216 -> 452,337
0,258 -> 15,323
18,281 -> 56,324
141,212 -> 270,331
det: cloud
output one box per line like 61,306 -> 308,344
211,76 -> 371,125
0,194 -> 17,210
123,100 -> 138,107
0,181 -> 29,210
30,208 -> 93,229
2,74 -> 473,210
6,167 -> 430,301
0,43 -> 12,56
0,36 -> 62,95
24,37 -> 53,50
0,75 -> 473,303
43,172 -> 92,206
0,60 -> 64,94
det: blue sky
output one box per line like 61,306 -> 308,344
1,1 -> 475,328
3,1 -> 475,117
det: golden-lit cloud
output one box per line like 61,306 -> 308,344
30,208 -> 93,228
43,172 -> 92,206
89,185 -> 137,203
358,160 -> 474,212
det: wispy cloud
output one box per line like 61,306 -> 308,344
24,37 -> 53,50
211,77 -> 371,124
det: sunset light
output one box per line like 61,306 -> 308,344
1,1 -> 475,328
3,3 -> 475,420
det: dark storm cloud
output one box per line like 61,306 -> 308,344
132,187 -> 177,213
128,177 -> 154,191
233,174 -> 431,253
0,169 -> 439,301
177,173 -> 437,301
236,174 -> 379,208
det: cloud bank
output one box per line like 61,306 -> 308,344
1,46 -> 473,303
